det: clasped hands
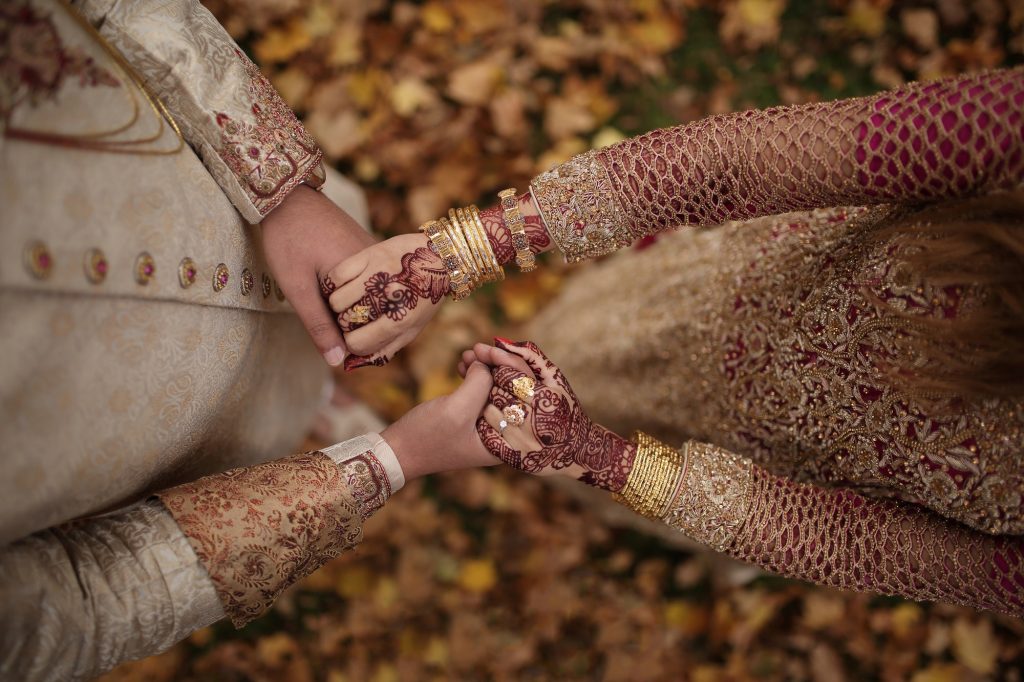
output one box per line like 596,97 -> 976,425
261,185 -> 630,486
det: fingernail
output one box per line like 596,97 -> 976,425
344,355 -> 368,372
323,346 -> 346,367
494,336 -> 513,348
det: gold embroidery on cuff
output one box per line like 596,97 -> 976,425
661,441 -> 755,553
337,453 -> 393,520
530,149 -> 633,263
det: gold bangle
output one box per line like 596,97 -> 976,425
449,209 -> 488,282
469,205 -> 506,281
614,432 -> 685,519
419,219 -> 472,300
441,216 -> 479,287
455,207 -> 501,284
498,188 -> 536,273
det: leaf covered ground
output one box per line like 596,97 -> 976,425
104,1 -> 1024,680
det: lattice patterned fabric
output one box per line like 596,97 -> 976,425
533,68 -> 1024,260
729,461 -> 1022,615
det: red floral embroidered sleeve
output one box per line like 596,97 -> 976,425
157,434 -> 402,627
72,0 -> 323,223
626,438 -> 1024,617
531,68 -> 1024,261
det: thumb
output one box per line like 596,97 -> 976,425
453,361 -> 494,409
289,282 -> 348,366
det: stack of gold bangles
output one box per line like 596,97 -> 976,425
614,432 -> 685,519
420,205 -> 503,301
420,188 -> 537,301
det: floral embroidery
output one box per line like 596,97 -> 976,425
158,452 -> 363,627
212,49 -> 322,217
337,453 -> 392,519
0,2 -> 119,120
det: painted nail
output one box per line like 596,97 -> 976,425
494,336 -> 514,348
344,354 -> 369,372
323,346 -> 346,367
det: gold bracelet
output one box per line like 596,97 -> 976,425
614,432 -> 685,519
448,206 -> 487,280
469,205 -> 506,281
419,219 -> 472,300
498,188 -> 536,273
440,216 -> 480,287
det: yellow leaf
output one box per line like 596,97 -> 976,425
328,22 -> 363,67
448,60 -> 502,105
626,18 -> 682,53
664,600 -> 709,637
335,565 -> 373,599
951,617 -> 999,674
390,77 -> 434,117
347,69 -> 383,109
375,577 -> 399,609
910,663 -> 969,682
739,0 -> 785,28
188,626 -> 213,647
890,603 -> 922,638
847,0 -> 887,38
424,637 -> 449,667
421,2 -> 454,32
418,367 -> 462,402
691,665 -> 726,682
254,17 -> 312,63
544,95 -> 596,140
458,558 -> 498,593
271,67 -> 312,110
592,126 -> 626,149
536,137 -> 589,173
371,664 -> 398,682
305,4 -> 335,38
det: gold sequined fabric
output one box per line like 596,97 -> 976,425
159,452 -> 364,627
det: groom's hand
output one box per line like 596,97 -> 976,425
262,185 -> 376,366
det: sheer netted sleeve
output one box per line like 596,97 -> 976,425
620,438 -> 1024,617
531,68 -> 1024,261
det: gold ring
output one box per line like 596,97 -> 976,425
350,304 -> 371,324
502,403 -> 526,427
511,376 -> 535,402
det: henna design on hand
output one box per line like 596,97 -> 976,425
482,341 -> 636,492
337,246 -> 448,334
478,197 -> 551,267
476,416 -> 522,468
320,274 -> 336,297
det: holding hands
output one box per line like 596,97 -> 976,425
460,339 -> 637,493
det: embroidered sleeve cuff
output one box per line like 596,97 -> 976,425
322,432 -> 404,519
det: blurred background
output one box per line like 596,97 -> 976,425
104,1 -> 1024,680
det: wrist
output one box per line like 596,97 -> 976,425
380,422 -> 425,482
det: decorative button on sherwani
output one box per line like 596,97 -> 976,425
178,257 -> 197,288
134,252 -> 156,285
83,248 -> 109,284
213,263 -> 229,292
262,273 -> 272,298
24,241 -> 54,280
240,268 -> 254,296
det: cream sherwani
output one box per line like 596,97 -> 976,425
0,2 -> 403,679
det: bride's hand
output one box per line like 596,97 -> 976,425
324,233 -> 448,370
459,339 -> 636,493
